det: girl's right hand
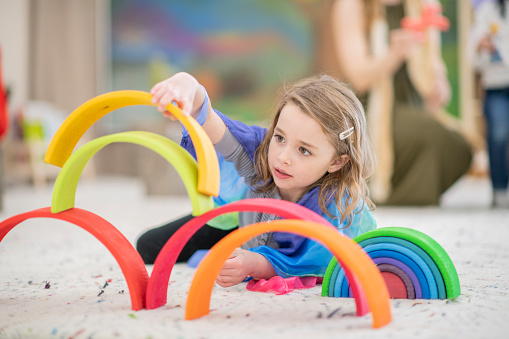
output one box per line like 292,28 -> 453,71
150,72 -> 202,119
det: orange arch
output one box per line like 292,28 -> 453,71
0,207 -> 148,310
186,220 -> 391,329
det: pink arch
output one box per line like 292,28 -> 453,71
0,207 -> 148,310
146,198 -> 369,316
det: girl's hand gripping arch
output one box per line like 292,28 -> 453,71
151,72 -> 226,144
150,72 -> 205,118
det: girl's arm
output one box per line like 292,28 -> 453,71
150,72 -> 227,144
151,73 -> 274,287
331,0 -> 423,94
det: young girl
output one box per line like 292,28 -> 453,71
137,72 -> 377,288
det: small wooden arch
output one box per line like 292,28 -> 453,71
44,90 -> 219,196
51,131 -> 213,216
186,219 -> 391,328
0,207 -> 148,310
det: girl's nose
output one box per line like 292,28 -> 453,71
278,147 -> 292,165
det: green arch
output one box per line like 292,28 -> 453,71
51,131 -> 213,215
354,227 -> 460,299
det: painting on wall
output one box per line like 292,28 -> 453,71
110,0 -> 315,127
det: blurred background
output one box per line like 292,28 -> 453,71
0,0 -> 487,205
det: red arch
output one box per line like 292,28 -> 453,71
146,198 -> 369,316
0,207 -> 148,310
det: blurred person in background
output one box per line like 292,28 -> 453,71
330,0 -> 473,206
469,0 -> 509,208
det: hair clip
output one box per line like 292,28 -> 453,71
339,126 -> 354,140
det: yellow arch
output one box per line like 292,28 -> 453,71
51,131 -> 213,216
186,219 -> 391,329
44,90 -> 219,197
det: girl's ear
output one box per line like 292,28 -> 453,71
328,154 -> 350,173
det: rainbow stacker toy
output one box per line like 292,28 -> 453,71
323,227 -> 461,300
0,90 -> 461,329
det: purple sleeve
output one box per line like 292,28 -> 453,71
180,108 -> 267,160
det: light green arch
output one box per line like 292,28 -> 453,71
51,131 -> 213,215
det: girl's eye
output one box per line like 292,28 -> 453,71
299,147 -> 311,156
274,134 -> 284,143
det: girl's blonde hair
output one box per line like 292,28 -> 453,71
253,74 -> 376,226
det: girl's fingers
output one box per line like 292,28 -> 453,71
150,74 -> 198,116
216,274 -> 241,287
152,86 -> 194,116
158,90 -> 179,112
216,280 -> 234,288
221,256 -> 243,270
217,270 -> 236,278
216,275 -> 231,286
150,85 -> 168,106
219,260 -> 235,271
150,81 -> 164,95
151,82 -> 178,108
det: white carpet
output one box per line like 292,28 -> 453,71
0,175 -> 508,339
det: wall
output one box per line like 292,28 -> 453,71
0,0 -> 30,112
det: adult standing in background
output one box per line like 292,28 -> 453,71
330,0 -> 473,205
469,0 -> 509,208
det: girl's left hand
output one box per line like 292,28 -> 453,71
216,249 -> 270,288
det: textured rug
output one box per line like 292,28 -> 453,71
0,176 -> 507,339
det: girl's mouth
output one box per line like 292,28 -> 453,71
274,167 -> 292,179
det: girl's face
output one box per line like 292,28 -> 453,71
268,102 -> 347,203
